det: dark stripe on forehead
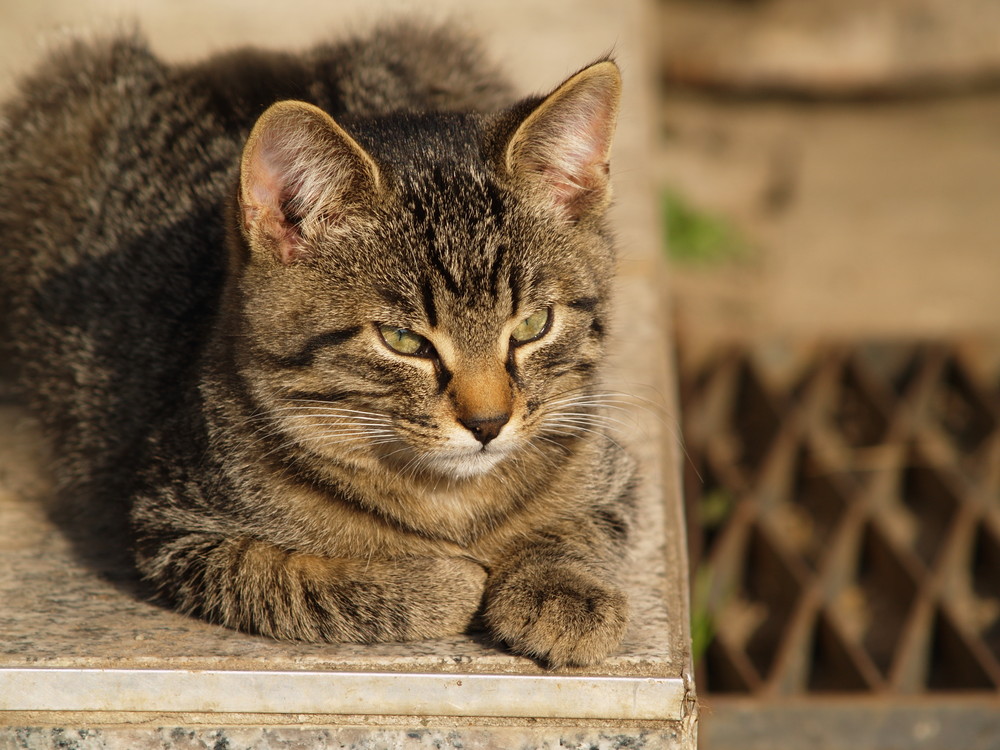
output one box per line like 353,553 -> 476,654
488,243 -> 506,299
485,178 -> 507,226
430,249 -> 461,296
422,220 -> 437,251
410,195 -> 439,256
420,279 -> 438,328
263,326 -> 362,369
410,193 -> 436,250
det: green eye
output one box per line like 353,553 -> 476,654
510,308 -> 551,344
378,325 -> 434,357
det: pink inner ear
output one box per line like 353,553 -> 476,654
540,165 -> 593,209
241,133 -> 308,263
560,102 -> 610,168
240,102 -> 381,264
513,69 -> 619,218
541,111 -> 612,207
249,152 -> 286,214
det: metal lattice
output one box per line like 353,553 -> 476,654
679,338 -> 1000,694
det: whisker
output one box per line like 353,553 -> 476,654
544,385 -> 670,418
530,434 -> 572,456
545,410 -> 639,431
239,416 -> 400,459
262,407 -> 394,423
280,400 -> 389,413
539,421 -> 627,453
543,417 -> 624,434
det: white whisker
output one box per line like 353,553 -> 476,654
531,434 -> 572,456
540,421 -> 626,453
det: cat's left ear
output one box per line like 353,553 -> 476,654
504,60 -> 621,222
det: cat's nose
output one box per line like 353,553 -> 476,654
459,413 -> 510,445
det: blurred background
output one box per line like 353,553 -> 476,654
1,1 -> 998,748
657,0 -> 1000,341
655,2 -> 1000,749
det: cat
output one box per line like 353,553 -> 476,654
0,22 -> 636,668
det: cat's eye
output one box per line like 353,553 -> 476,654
510,308 -> 551,345
378,324 -> 436,358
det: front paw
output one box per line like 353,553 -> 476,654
483,564 -> 628,668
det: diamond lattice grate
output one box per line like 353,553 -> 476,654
679,339 -> 1000,694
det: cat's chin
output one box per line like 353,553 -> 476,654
425,447 -> 509,480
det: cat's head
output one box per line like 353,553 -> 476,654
230,60 -> 621,480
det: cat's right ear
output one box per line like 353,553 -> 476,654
239,100 -> 381,264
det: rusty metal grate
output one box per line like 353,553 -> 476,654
678,338 -> 1000,695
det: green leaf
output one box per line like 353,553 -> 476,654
663,189 -> 750,264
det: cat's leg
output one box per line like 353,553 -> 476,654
135,529 -> 486,642
482,503 -> 632,668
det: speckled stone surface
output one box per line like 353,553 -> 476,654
0,726 -> 688,750
0,0 -> 693,746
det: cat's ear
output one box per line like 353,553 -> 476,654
239,100 -> 381,264
504,60 -> 621,222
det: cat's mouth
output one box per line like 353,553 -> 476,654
362,434 -> 510,480
423,444 -> 510,479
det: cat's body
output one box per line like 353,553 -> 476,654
0,23 -> 636,666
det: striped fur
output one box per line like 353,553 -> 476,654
0,23 -> 636,667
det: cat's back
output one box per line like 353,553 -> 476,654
0,32 -> 238,334
0,35 -> 166,290
181,22 -> 514,127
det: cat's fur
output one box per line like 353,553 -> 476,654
0,23 -> 636,667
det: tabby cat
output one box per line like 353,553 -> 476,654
0,22 -> 636,667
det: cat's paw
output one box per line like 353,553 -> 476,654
483,564 -> 628,668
